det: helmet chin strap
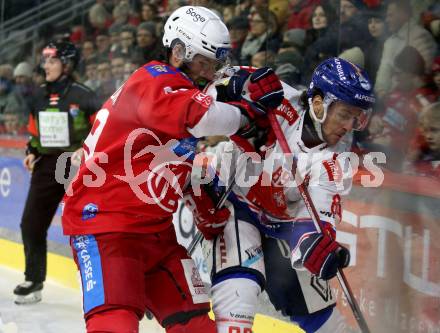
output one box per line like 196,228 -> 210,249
307,94 -> 336,142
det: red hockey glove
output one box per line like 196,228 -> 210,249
302,233 -> 350,280
291,221 -> 350,280
184,188 -> 230,240
248,67 -> 284,110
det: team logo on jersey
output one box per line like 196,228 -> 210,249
144,64 -> 177,77
69,104 -> 80,117
114,128 -> 194,212
82,203 -> 99,221
322,153 -> 342,183
192,91 -> 212,108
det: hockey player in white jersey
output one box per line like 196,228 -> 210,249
185,58 -> 375,333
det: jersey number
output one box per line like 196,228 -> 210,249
84,108 -> 109,162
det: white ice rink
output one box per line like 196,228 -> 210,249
0,266 -> 165,333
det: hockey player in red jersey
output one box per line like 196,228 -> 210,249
61,5 -> 284,333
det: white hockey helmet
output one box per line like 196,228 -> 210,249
162,6 -> 231,63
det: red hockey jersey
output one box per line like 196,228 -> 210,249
62,61 -> 241,235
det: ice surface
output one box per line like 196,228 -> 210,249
0,266 -> 165,333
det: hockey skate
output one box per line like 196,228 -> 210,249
13,281 -> 43,305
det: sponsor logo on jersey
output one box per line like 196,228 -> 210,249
69,104 -> 79,117
144,64 -> 177,77
243,245 -> 263,267
320,210 -> 334,218
322,153 -> 342,183
82,203 -> 98,221
186,7 -> 206,22
72,235 -> 105,313
275,99 -> 299,125
192,91 -> 212,108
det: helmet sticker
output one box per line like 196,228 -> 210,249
177,28 -> 193,42
42,47 -> 57,58
358,74 -> 371,90
215,47 -> 230,62
185,7 -> 206,22
334,58 -> 347,82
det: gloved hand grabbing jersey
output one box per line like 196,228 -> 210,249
290,221 -> 350,280
184,187 -> 230,240
226,67 -> 284,114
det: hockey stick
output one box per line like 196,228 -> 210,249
267,111 -> 371,333
187,180 -> 235,256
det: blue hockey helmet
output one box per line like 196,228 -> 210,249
307,57 -> 375,131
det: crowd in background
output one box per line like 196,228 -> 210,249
0,0 -> 439,177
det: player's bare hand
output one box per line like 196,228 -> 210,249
23,154 -> 36,172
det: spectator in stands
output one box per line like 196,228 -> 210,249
0,64 -> 27,117
0,107 -> 27,136
251,51 -> 275,68
140,3 -> 159,23
96,59 -> 114,103
88,0 -> 112,32
95,31 -> 111,61
408,102 -> 440,178
361,5 -> 387,84
32,66 -> 45,87
279,28 -> 306,55
112,1 -> 139,27
274,49 -> 303,86
286,0 -> 321,30
77,40 -> 97,76
366,46 -> 436,170
226,16 -> 249,65
339,46 -> 365,68
302,0 -> 369,84
133,22 -> 163,64
84,57 -> 100,91
304,3 -> 337,47
13,62 -> 35,115
112,25 -> 137,58
111,56 -> 125,89
108,23 -> 123,54
81,40 -> 96,62
269,0 -> 289,28
69,22 -> 86,47
240,9 -> 281,65
375,0 -> 437,98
